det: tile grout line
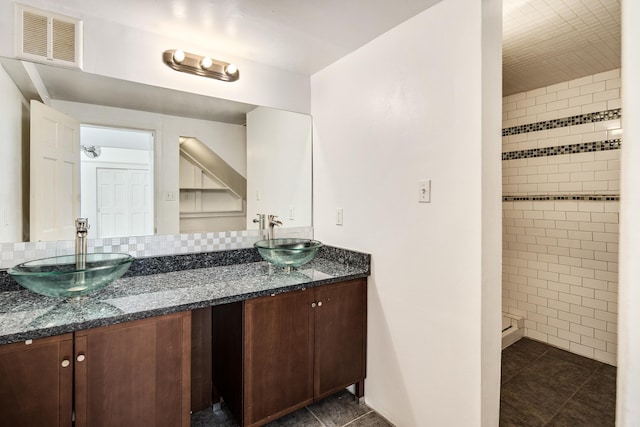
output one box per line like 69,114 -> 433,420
541,369 -> 602,426
305,406 -> 328,427
502,347 -> 551,386
340,410 -> 374,427
501,340 -> 616,426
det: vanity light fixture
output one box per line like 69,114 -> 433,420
163,49 -> 239,82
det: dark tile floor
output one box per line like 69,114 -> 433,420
191,389 -> 394,427
501,338 -> 617,427
192,338 -> 615,427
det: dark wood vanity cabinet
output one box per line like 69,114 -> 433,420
212,278 -> 367,427
313,279 -> 367,400
0,311 -> 192,427
0,333 -> 73,427
74,311 -> 192,427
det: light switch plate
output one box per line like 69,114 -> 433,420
336,208 -> 344,225
418,180 -> 431,203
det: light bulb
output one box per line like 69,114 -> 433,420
173,50 -> 185,63
200,57 -> 213,69
225,63 -> 238,75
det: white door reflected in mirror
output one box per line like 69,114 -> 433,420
30,100 -> 80,242
80,125 -> 154,239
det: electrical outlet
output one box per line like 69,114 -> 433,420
336,208 -> 344,226
418,180 -> 431,203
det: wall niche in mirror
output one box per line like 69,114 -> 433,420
179,136 -> 246,233
0,57 -> 313,245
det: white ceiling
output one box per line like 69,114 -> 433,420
503,0 -> 621,96
46,0 -> 621,94
5,0 -> 622,118
33,0 -> 443,76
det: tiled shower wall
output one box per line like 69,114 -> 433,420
502,69 -> 621,365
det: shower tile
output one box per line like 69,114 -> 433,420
572,372 -> 617,415
545,346 -> 603,371
524,355 -> 593,393
545,398 -> 615,427
500,374 -> 567,424
501,345 -> 541,384
509,337 -> 550,357
499,399 -> 544,427
501,338 -> 617,427
596,362 -> 617,379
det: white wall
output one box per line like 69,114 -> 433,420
50,100 -> 246,235
0,0 -> 310,114
246,107 -> 312,231
481,0 -> 503,424
617,0 -> 640,424
311,0 -> 501,425
0,65 -> 27,242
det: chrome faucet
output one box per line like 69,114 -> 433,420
253,214 -> 267,240
75,218 -> 90,269
267,215 -> 282,240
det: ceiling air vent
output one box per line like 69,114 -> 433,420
15,4 -> 82,69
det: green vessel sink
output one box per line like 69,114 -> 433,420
8,253 -> 134,298
255,238 -> 323,271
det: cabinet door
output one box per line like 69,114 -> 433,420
74,311 -> 191,427
314,279 -> 367,399
243,289 -> 314,426
0,334 -> 73,427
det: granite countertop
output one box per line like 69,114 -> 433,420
0,246 -> 370,345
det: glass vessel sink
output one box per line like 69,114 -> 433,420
8,253 -> 134,298
255,238 -> 323,271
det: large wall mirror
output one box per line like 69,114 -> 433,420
0,57 -> 312,244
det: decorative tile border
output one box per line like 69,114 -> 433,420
503,194 -> 619,202
502,139 -> 621,161
502,108 -> 621,137
0,227 -> 314,269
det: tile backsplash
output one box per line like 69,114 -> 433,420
0,227 -> 313,269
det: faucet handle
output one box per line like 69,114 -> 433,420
268,215 -> 283,226
75,218 -> 90,231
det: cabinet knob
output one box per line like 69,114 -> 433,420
317,301 -> 323,307
311,302 -> 316,308
61,359 -> 70,368
76,354 -> 86,362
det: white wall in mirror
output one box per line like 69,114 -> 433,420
247,107 -> 313,232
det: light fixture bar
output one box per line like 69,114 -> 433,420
162,49 -> 239,82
